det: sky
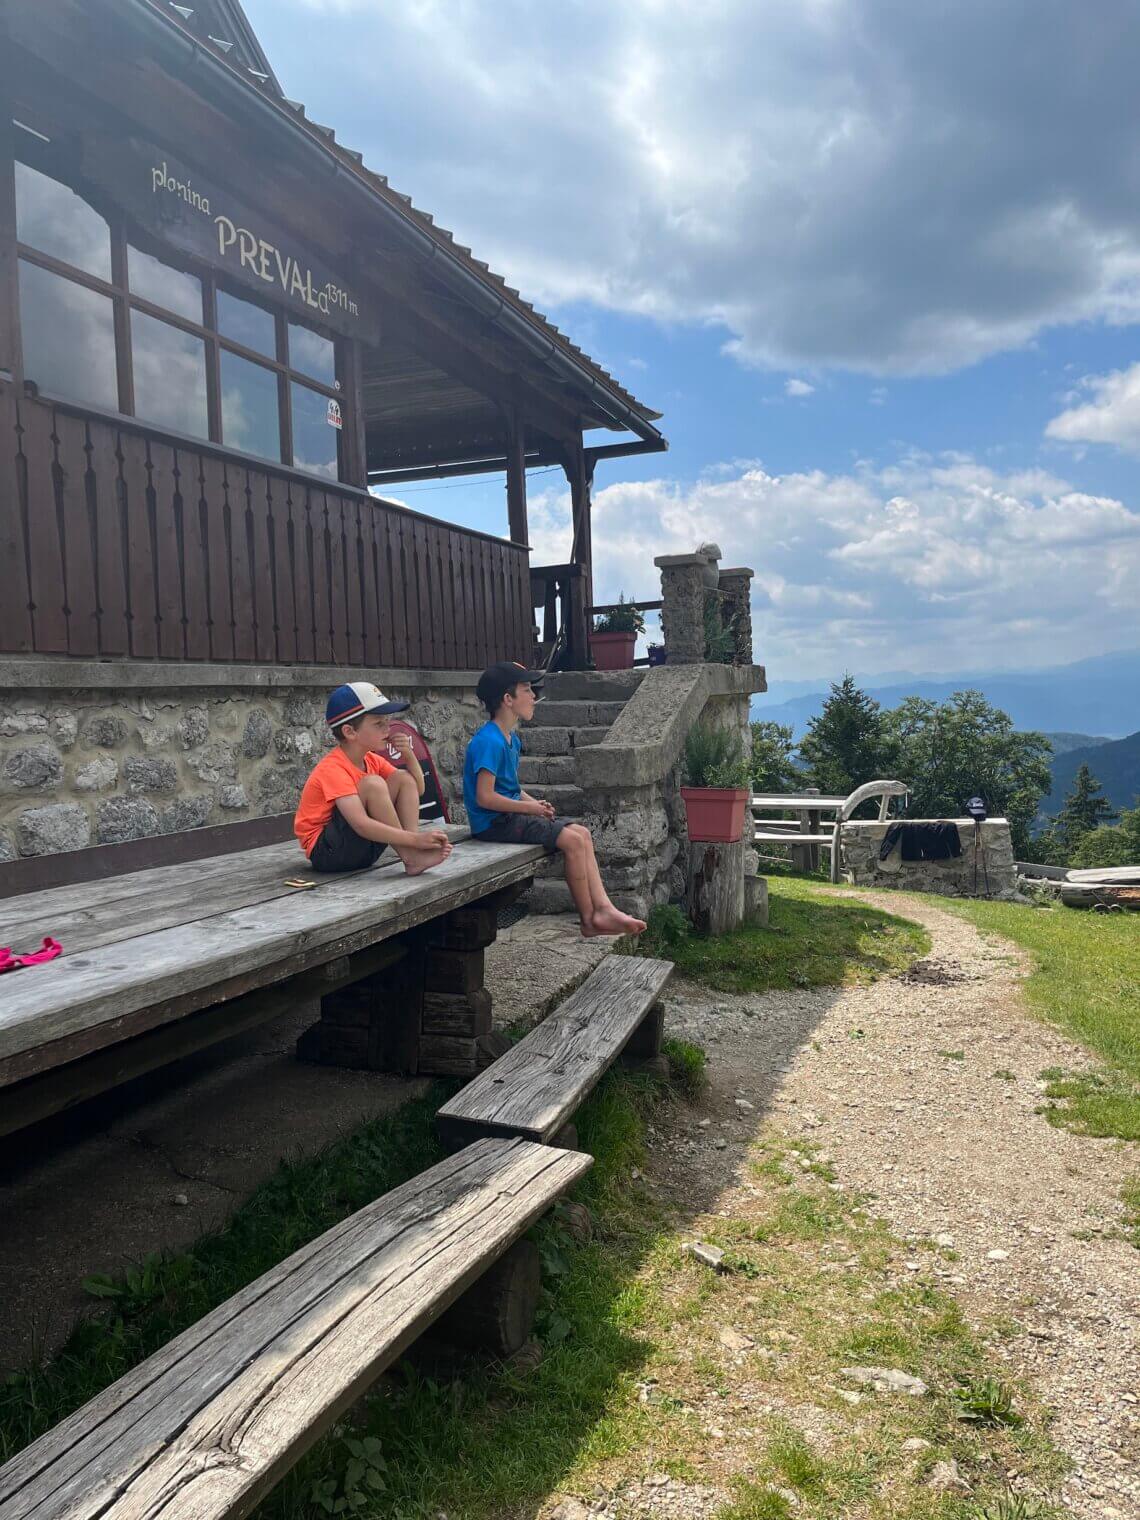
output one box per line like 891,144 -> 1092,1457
247,0 -> 1140,682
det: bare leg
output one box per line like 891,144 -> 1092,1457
385,769 -> 452,874
557,825 -> 646,937
357,775 -> 450,876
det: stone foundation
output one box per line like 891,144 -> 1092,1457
0,659 -> 486,860
839,819 -> 1017,899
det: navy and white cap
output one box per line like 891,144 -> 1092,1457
325,681 -> 410,730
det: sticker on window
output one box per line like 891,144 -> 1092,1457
326,398 -> 342,430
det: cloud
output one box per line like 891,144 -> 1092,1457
784,378 -> 815,397
261,0 -> 1140,375
526,454 -> 1140,677
1045,363 -> 1140,453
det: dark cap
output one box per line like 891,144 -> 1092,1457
476,660 -> 545,712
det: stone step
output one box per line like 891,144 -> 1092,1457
519,754 -> 576,785
522,726 -> 572,756
542,670 -> 645,702
530,700 -> 627,729
574,727 -> 610,747
523,783 -> 586,817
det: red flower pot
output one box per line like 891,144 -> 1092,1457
681,786 -> 750,843
589,630 -> 637,670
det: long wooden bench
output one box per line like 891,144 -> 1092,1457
0,831 -> 546,1135
0,1136 -> 590,1520
436,954 -> 674,1150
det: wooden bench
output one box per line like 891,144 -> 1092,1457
0,831 -> 546,1136
436,954 -> 674,1150
0,1136 -> 590,1520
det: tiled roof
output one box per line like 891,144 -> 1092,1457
146,0 -> 662,426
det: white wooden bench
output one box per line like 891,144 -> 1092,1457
437,954 -> 674,1150
752,780 -> 910,882
0,1136 -> 589,1520
0,831 -> 546,1135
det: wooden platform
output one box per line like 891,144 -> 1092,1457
0,830 -> 545,1097
0,1137 -> 590,1520
437,954 -> 674,1148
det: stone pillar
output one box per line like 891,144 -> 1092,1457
718,567 -> 754,665
655,549 -> 719,664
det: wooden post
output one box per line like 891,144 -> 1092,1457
684,840 -> 746,935
297,934 -> 426,1072
504,407 -> 529,546
426,1239 -> 541,1358
794,787 -> 821,873
561,441 -> 592,666
0,49 -> 24,391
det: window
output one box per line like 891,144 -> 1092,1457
12,147 -> 350,483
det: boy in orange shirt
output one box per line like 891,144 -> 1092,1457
294,682 -> 452,875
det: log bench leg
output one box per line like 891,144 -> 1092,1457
621,1000 -> 669,1078
297,941 -> 425,1072
426,1238 -> 541,1358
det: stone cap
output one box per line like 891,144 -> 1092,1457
654,551 -> 716,569
718,567 -> 754,579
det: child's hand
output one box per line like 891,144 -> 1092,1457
533,798 -> 556,820
420,828 -> 451,849
390,732 -> 415,762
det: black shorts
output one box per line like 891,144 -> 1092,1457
473,812 -> 572,853
309,809 -> 387,873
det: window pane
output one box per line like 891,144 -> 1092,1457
18,258 -> 118,411
128,245 -> 202,324
288,321 -> 336,386
221,350 -> 282,461
291,381 -> 340,479
14,161 -> 112,281
218,290 -> 276,358
131,310 -> 208,439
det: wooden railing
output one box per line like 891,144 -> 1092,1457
0,390 -> 532,669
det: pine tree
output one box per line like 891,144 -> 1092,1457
798,674 -> 891,794
1056,763 -> 1116,852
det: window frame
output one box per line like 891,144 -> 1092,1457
12,150 -> 352,482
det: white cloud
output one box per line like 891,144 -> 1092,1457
262,0 -> 1140,375
784,378 -> 815,397
1045,363 -> 1140,453
526,455 -> 1140,677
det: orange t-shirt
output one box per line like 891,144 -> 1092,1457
294,748 -> 397,856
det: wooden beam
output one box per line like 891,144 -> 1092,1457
504,406 -> 529,546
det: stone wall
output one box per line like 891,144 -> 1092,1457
577,663 -> 765,920
839,819 -> 1018,899
0,659 -> 486,860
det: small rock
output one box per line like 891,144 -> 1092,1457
698,1118 -> 711,1129
934,1232 -> 955,1248
682,1240 -> 725,1271
901,1438 -> 932,1452
172,1193 -> 189,1206
550,1501 -> 589,1520
718,1326 -> 754,1353
734,1098 -> 755,1112
714,1138 -> 727,1150
841,1365 -> 928,1396
987,1249 -> 1010,1262
838,1390 -> 862,1405
645,1473 -> 670,1488
926,1459 -> 970,1494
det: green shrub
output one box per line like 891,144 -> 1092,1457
593,593 -> 645,635
683,723 -> 750,789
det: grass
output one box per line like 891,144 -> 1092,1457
636,879 -> 929,994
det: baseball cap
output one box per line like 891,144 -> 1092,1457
476,660 -> 545,712
326,681 -> 410,730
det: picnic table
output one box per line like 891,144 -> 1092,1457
0,828 -> 545,1136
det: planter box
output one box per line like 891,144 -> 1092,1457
589,630 -> 637,670
681,786 -> 750,844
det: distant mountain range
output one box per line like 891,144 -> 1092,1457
1041,731 -> 1140,817
756,648 -> 1140,741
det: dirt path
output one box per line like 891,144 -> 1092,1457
651,893 -> 1139,1519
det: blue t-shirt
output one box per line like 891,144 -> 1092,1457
464,721 -> 522,834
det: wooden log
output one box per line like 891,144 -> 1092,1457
424,947 -> 485,995
418,1035 -> 478,1077
422,988 -> 493,1038
428,905 -> 499,952
426,1239 -> 540,1358
298,935 -> 425,1073
684,839 -> 745,935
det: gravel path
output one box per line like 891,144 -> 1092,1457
662,894 -> 1140,1520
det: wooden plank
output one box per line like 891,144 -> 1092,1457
248,469 -> 278,663
0,1138 -> 590,1520
19,400 -> 70,651
147,437 -> 187,661
229,465 -> 256,661
198,452 -> 233,662
308,488 -> 332,663
0,838 -> 545,1081
343,495 -> 365,665
326,490 -> 348,663
414,516 -> 435,667
437,955 -> 674,1146
0,390 -> 34,651
401,512 -> 423,667
0,942 -> 407,1138
358,496 -> 381,665
118,430 -> 158,658
269,474 -> 297,664
53,410 -> 100,656
286,478 -> 314,663
386,510 -> 408,667
181,451 -> 211,660
88,420 -> 129,655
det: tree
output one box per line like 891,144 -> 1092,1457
884,690 -> 1052,858
1069,803 -> 1140,869
798,675 -> 893,795
750,721 -> 802,792
1054,763 -> 1116,852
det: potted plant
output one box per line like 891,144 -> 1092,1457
680,722 -> 752,842
589,593 -> 645,670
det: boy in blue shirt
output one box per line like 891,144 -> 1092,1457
464,661 -> 646,939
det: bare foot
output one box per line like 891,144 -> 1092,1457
400,839 -> 453,877
582,905 -> 648,938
